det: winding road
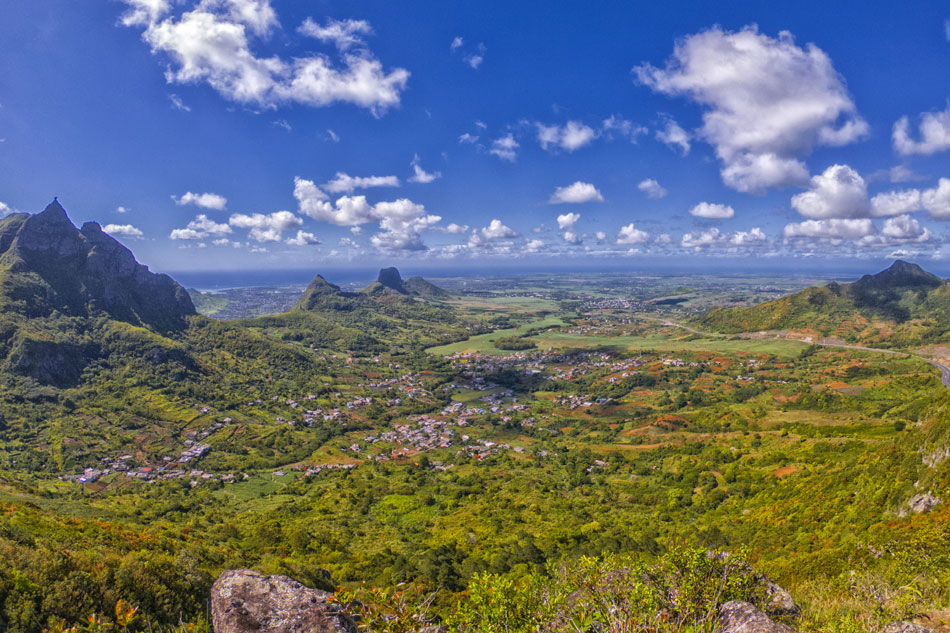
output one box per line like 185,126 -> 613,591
637,315 -> 950,388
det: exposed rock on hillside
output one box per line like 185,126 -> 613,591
718,600 -> 796,632
881,622 -> 936,633
899,493 -> 942,516
0,200 -> 194,330
211,569 -> 356,633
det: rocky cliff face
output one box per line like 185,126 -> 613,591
0,200 -> 194,330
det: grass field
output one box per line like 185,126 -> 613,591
426,316 -> 568,355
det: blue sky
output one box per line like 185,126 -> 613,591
2,0 -> 950,274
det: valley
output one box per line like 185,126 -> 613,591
0,205 -> 948,632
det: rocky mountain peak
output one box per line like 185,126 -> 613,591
0,200 -> 195,330
376,267 -> 405,291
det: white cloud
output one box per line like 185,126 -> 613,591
489,134 -> 519,161
655,117 -> 690,155
123,3 -> 409,114
285,230 -> 320,246
617,223 -> 649,245
116,206 -> 129,214
525,239 -> 545,252
602,115 -> 648,142
408,154 -> 441,183
893,106 -> 950,156
323,172 -> 400,193
881,215 -> 931,242
444,223 -> 469,234
297,17 -> 371,51
922,178 -> 950,219
478,219 -> 519,239
549,181 -> 605,204
450,36 -> 463,51
170,213 -> 233,239
689,202 -> 734,219
459,133 -> 479,144
229,210 -> 303,242
174,191 -> 228,210
120,0 -> 171,26
635,26 -> 867,193
681,227 -> 721,248
465,54 -> 484,69
326,128 -> 340,142
536,121 -> 598,152
790,164 -> 868,219
637,178 -> 667,199
783,218 -> 874,239
168,93 -> 191,111
556,212 -> 581,230
869,189 -> 922,217
272,118 -> 291,131
102,223 -> 144,237
729,227 -> 766,245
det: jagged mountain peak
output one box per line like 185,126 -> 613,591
376,267 -> 406,292
0,200 -> 195,330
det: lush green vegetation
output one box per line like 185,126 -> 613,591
0,249 -> 948,631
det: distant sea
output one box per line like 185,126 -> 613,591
170,269 -> 382,291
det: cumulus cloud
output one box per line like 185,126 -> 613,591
689,202 -> 734,219
637,179 -> 667,199
791,164 -> 868,219
174,191 -> 228,210
783,218 -> 874,240
617,223 -> 649,245
549,181 -> 605,204
556,212 -> 581,230
635,26 -> 867,193
285,229 -> 320,246
450,36 -> 463,51
880,214 -> 931,242
893,106 -> 950,156
323,172 -> 400,193
681,227 -> 722,248
116,206 -> 129,214
121,2 -> 409,114
536,121 -> 598,152
525,239 -> 546,252
489,134 -> 519,161
229,210 -> 303,242
170,213 -> 233,239
103,224 -> 144,237
408,154 -> 441,183
655,117 -> 690,155
869,189 -> 922,217
458,132 -> 479,144
922,178 -> 950,219
443,223 -> 469,234
729,227 -> 766,245
478,219 -> 519,240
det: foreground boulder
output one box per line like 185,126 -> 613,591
211,569 -> 356,633
881,623 -> 935,633
718,601 -> 796,633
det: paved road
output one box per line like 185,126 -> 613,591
637,314 -> 950,388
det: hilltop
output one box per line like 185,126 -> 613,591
694,260 -> 950,346
0,200 -> 194,330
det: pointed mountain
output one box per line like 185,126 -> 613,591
0,200 -> 195,330
852,260 -> 942,290
292,274 -> 352,311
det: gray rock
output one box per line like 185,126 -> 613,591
881,623 -> 934,633
718,601 -> 796,633
211,569 -> 356,633
759,575 -> 800,616
902,493 -> 942,516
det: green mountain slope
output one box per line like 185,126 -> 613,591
694,260 -> 950,346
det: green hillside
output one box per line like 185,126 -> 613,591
694,260 -> 950,347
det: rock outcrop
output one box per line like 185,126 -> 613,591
881,622 -> 935,633
0,200 -> 194,330
718,601 -> 796,633
211,569 -> 356,633
899,493 -> 942,516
